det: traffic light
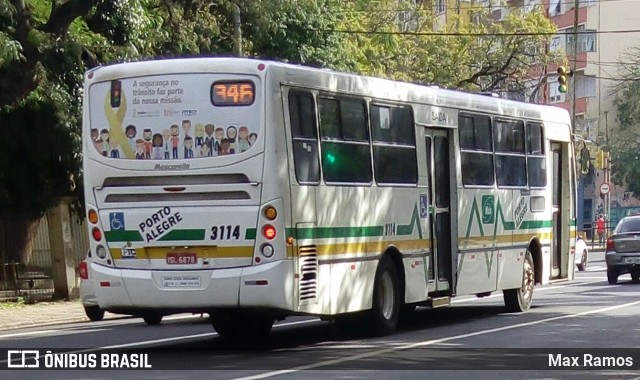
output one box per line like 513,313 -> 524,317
595,150 -> 605,169
557,66 -> 570,93
110,80 -> 122,108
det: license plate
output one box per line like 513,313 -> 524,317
166,252 -> 197,265
162,276 -> 201,288
625,257 -> 640,264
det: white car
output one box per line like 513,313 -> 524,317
77,251 -> 165,325
574,235 -> 589,271
78,254 -> 105,321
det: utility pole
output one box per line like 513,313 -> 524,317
232,2 -> 243,57
604,110 -> 610,229
571,0 -> 579,134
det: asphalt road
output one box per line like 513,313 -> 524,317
1,250 -> 640,380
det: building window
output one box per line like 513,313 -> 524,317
435,0 -> 446,14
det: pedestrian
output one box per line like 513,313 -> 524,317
596,214 -> 606,247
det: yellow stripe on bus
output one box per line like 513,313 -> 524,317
109,246 -> 254,260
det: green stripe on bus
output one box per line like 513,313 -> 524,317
246,228 -> 256,240
158,229 -> 206,241
105,230 -> 143,242
293,226 -> 384,239
519,220 -> 553,229
105,229 -> 206,242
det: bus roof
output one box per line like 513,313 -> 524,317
86,57 -> 571,128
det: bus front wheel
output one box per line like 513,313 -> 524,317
503,249 -> 535,312
370,255 -> 401,336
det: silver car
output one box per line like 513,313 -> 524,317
78,252 -> 105,321
605,215 -> 640,284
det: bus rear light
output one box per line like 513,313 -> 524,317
286,236 -> 294,245
100,281 -> 110,287
261,244 -> 274,258
78,261 -> 89,280
92,227 -> 102,241
258,63 -> 265,71
606,238 -> 615,252
263,206 -> 277,220
96,245 -> 107,259
263,225 -> 276,240
88,209 -> 98,224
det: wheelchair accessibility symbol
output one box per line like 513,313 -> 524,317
109,212 -> 125,231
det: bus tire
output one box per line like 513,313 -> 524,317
211,312 -> 274,340
142,312 -> 163,325
370,255 -> 401,336
503,249 -> 535,312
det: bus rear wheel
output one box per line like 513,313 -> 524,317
142,312 -> 163,325
503,249 -> 535,312
369,255 -> 401,336
211,311 -> 275,340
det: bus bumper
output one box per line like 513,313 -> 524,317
90,260 -> 293,311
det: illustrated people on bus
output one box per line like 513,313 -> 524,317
162,129 -> 171,159
226,126 -> 237,154
596,214 -> 606,246
152,133 -> 164,160
182,119 -> 192,138
170,124 -> 180,159
143,128 -> 153,159
214,127 -> 225,155
100,129 -> 110,153
237,126 -> 250,152
125,125 -> 137,154
91,128 -> 99,142
200,142 -> 210,158
95,138 -> 107,156
204,124 -> 215,156
249,132 -> 257,146
184,136 -> 194,159
110,140 -> 121,158
219,138 -> 231,155
135,139 -> 146,159
194,123 -> 205,156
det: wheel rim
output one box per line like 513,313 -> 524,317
379,271 -> 395,320
521,256 -> 534,302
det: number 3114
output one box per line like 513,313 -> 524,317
210,225 -> 240,240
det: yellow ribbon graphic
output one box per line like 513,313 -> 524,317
104,91 -> 134,159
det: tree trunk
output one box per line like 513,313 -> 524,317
0,214 -> 41,290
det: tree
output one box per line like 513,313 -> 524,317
610,48 -> 640,195
336,0 -> 559,96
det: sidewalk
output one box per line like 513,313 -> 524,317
0,300 -> 120,331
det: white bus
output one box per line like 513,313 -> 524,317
82,57 -> 577,337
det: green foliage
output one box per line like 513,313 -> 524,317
610,47 -> 640,195
0,87 -> 81,217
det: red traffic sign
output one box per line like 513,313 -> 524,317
600,182 -> 610,195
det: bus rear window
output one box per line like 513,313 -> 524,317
88,74 -> 260,160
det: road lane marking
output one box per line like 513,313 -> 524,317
0,330 -> 57,339
451,278 -> 604,303
232,299 -> 640,379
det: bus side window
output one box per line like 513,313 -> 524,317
371,104 -> 417,185
459,113 -> 494,187
289,91 -> 320,184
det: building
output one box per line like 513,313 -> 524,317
545,0 -> 640,234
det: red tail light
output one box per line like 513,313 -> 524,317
92,227 -> 102,241
78,261 -> 89,280
262,225 -> 276,240
606,238 -> 615,251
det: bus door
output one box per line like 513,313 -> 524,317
424,128 -> 456,294
551,142 -> 562,278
